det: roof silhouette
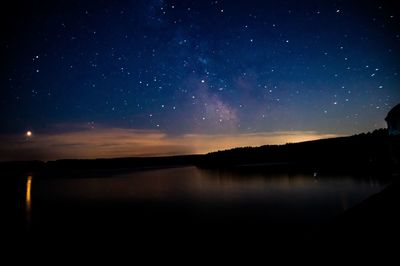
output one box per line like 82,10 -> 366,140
385,103 -> 400,121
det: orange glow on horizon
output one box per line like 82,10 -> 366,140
0,126 -> 340,161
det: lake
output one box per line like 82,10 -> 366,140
6,166 -> 388,245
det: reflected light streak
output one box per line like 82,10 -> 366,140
26,175 -> 32,230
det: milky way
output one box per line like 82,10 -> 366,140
1,0 -> 400,160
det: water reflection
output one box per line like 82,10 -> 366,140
26,175 -> 32,230
32,166 -> 386,206
36,169 -> 307,200
24,166 -> 388,234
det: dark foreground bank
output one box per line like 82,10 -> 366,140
319,178 -> 400,245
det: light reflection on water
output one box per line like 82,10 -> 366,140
25,175 -> 32,230
26,166 -> 387,229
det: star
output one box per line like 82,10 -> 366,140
1,0 -> 399,160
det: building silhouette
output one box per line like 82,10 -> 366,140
385,104 -> 400,136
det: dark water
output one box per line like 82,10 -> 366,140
5,166 -> 388,246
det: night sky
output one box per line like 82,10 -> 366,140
1,0 -> 400,160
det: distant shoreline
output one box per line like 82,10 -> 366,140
1,129 -> 399,177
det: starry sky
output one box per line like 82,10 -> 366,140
1,0 -> 400,161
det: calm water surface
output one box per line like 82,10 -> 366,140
12,166 -> 388,240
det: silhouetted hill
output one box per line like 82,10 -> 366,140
1,128 -> 399,176
197,128 -> 400,174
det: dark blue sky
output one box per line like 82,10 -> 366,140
1,0 -> 400,160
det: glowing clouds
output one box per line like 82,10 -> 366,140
0,125 -> 340,161
182,131 -> 340,154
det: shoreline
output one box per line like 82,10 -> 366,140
313,177 -> 400,247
